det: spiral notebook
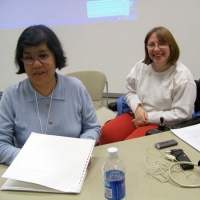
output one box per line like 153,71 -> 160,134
1,132 -> 95,193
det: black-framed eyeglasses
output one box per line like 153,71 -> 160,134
20,52 -> 52,65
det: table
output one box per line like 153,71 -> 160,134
0,131 -> 199,200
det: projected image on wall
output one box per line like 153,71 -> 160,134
0,0 -> 138,29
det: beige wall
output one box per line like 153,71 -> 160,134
0,0 -> 199,93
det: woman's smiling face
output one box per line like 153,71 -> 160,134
147,32 -> 170,71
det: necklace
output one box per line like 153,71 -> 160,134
34,87 -> 55,135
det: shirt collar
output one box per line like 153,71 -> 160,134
25,73 -> 65,102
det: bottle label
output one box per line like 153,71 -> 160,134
104,170 -> 125,200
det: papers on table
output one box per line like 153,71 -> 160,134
1,132 -> 95,193
171,124 -> 200,152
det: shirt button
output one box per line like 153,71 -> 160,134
46,103 -> 50,107
49,121 -> 53,125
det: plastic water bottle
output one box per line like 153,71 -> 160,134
102,147 -> 126,200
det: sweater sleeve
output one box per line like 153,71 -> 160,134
0,88 -> 20,165
148,81 -> 196,126
126,62 -> 142,113
77,81 -> 101,143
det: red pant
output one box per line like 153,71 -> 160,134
98,113 -> 158,145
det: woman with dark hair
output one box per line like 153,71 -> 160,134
15,25 -> 66,74
0,25 -> 101,165
99,27 -> 196,145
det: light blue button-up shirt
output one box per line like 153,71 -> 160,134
0,73 -> 101,165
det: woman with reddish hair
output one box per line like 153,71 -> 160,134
99,27 -> 196,145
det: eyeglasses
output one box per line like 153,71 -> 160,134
21,52 -> 52,65
147,42 -> 168,49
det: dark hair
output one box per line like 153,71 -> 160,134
15,25 -> 67,74
143,27 -> 180,66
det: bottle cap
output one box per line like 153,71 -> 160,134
107,147 -> 118,158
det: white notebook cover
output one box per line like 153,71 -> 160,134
1,132 -> 95,193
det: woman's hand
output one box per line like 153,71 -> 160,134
133,105 -> 148,128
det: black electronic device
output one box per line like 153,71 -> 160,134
155,139 -> 178,149
170,149 -> 194,170
171,116 -> 200,129
146,117 -> 170,135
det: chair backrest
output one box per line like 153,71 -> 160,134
66,70 -> 107,101
194,80 -> 200,112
